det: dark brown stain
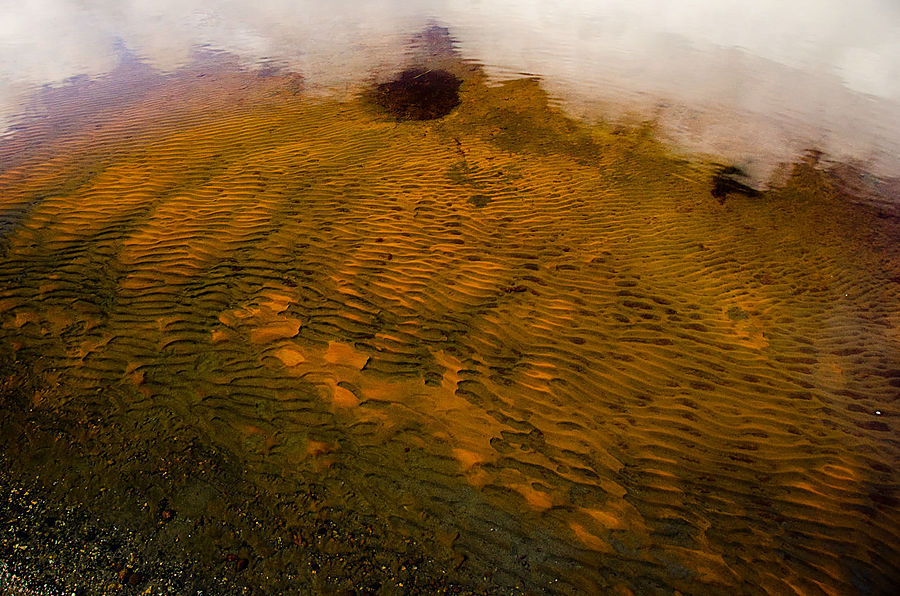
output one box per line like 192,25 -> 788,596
371,68 -> 461,121
711,165 -> 761,202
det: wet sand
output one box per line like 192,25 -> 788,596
1,46 -> 899,595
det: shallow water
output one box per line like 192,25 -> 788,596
1,5 -> 899,596
3,1 -> 900,184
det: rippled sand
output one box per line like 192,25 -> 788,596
1,51 -> 899,595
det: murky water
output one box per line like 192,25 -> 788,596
1,3 -> 899,595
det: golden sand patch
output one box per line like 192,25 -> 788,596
210,329 -> 230,343
250,319 -> 302,344
72,335 -> 113,361
324,341 -> 369,369
260,292 -> 294,314
581,499 -> 648,532
724,298 -> 771,350
306,439 -> 340,472
320,378 -> 360,409
37,282 -> 63,295
10,311 -> 38,328
512,482 -> 554,511
435,350 -> 462,392
218,307 -> 257,328
452,448 -> 485,471
124,362 -> 145,386
0,298 -> 18,314
331,385 -> 359,408
306,440 -> 339,457
156,316 -> 179,332
819,463 -> 859,483
119,274 -> 155,290
569,522 -> 612,553
663,546 -> 735,585
272,346 -> 307,367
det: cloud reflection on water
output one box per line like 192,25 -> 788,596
2,0 -> 899,181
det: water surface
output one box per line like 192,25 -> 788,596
1,3 -> 899,595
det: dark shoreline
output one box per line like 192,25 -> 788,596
0,440 -> 483,596
0,461 -> 226,595
0,356 -> 486,596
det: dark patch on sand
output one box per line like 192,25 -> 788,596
371,68 -> 462,121
711,165 -> 762,202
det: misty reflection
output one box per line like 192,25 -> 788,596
2,0 -> 899,181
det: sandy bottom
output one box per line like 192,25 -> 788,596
0,55 -> 899,595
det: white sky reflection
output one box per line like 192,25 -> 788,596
1,0 -> 899,180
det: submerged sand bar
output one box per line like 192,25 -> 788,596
0,53 -> 899,594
